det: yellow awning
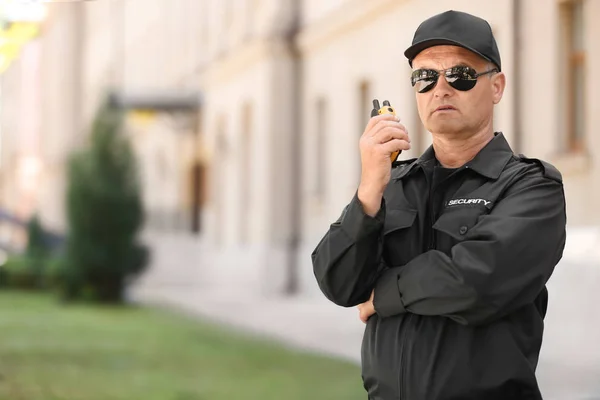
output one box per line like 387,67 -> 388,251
0,0 -> 45,73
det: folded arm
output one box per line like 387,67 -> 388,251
311,192 -> 386,307
373,168 -> 567,326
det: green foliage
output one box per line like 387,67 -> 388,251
61,96 -> 149,303
0,215 -> 51,290
0,255 -> 39,289
25,214 -> 48,260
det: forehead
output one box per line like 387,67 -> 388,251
412,45 -> 488,70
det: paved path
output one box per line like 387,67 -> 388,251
129,256 -> 600,400
130,285 -> 364,363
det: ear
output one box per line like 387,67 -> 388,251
491,72 -> 506,104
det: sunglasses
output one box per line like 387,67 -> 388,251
411,65 -> 498,93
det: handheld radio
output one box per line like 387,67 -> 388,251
371,99 -> 401,163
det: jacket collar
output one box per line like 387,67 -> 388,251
394,132 -> 514,181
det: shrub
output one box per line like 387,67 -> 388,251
61,97 -> 149,303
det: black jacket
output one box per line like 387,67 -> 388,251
311,133 -> 566,400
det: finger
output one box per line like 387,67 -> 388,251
365,113 -> 400,133
370,121 -> 408,140
381,139 -> 411,154
361,312 -> 371,323
373,128 -> 410,145
373,126 -> 410,144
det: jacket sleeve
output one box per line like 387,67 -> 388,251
311,192 -> 387,307
372,167 -> 567,326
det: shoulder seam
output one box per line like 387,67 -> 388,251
516,154 -> 562,183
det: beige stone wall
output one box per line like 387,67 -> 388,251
36,4 -> 85,231
198,0 -> 300,294
0,55 -> 25,253
0,57 -> 23,213
296,0 -> 599,294
298,1 -> 513,261
518,0 -> 599,227
0,0 -> 597,295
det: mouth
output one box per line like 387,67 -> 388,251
434,105 -> 457,113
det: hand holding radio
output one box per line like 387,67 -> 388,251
358,99 -> 411,216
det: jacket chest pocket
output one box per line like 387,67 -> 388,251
432,206 -> 489,253
382,208 -> 417,266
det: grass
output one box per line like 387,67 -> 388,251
0,291 -> 366,400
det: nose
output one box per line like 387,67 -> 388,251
432,74 -> 454,99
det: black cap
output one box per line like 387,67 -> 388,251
404,10 -> 501,71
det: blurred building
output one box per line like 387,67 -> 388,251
0,0 -> 598,297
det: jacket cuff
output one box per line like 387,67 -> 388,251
339,192 -> 385,241
373,268 -> 406,318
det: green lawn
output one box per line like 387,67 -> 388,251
0,291 -> 366,400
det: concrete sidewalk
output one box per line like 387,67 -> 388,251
129,285 -> 365,363
128,256 -> 600,400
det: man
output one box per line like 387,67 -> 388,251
311,10 -> 566,400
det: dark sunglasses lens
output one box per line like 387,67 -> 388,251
445,66 -> 478,91
448,78 -> 477,91
412,69 -> 438,93
415,79 -> 437,93
411,66 -> 482,93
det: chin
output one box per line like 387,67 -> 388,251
427,120 -> 465,135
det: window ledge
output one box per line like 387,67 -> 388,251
547,151 -> 591,176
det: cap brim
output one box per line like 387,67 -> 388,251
404,38 -> 495,68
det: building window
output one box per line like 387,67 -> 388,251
358,80 -> 371,135
315,97 -> 327,203
239,102 -> 253,244
223,0 -> 234,31
246,0 -> 262,38
215,118 -> 228,247
358,80 -> 371,178
489,26 -> 503,142
560,0 -> 586,152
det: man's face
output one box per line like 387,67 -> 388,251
411,45 -> 505,137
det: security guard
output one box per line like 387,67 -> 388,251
311,10 -> 566,400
